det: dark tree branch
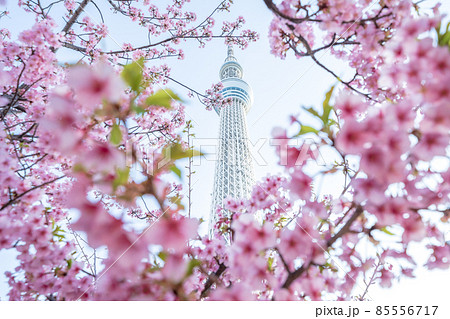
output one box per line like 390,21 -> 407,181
327,205 -> 364,247
263,0 -> 322,23
0,175 -> 66,211
281,205 -> 364,290
263,0 -> 388,101
200,262 -> 226,298
61,0 -> 91,34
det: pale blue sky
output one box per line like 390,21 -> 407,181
0,0 -> 449,301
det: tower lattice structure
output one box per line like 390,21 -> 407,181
209,46 -> 255,235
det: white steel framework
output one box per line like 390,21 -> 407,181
209,46 -> 255,234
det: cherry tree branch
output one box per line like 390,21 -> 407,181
263,0 -> 384,101
263,0 -> 322,23
288,32 -> 373,100
0,175 -> 66,211
281,205 -> 364,289
358,257 -> 383,300
200,262 -> 227,298
61,0 -> 91,34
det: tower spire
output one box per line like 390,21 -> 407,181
219,45 -> 243,81
209,46 -> 255,237
225,45 -> 237,62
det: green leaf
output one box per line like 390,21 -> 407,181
113,167 -> 130,190
132,104 -> 146,115
440,31 -> 450,47
145,89 -> 182,109
328,118 -> 338,126
168,194 -> 180,204
52,225 -> 66,241
72,163 -> 86,173
169,165 -> 182,178
164,143 -> 202,161
185,259 -> 201,277
168,194 -> 185,210
121,57 -> 144,92
158,251 -> 168,262
380,226 -> 394,236
321,85 -> 335,125
296,124 -> 319,136
267,256 -> 274,271
303,106 -> 320,118
436,22 -> 450,48
54,266 -> 61,276
110,123 -> 122,145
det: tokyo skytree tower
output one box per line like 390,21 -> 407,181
209,46 -> 255,234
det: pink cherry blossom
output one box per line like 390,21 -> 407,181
145,214 -> 198,251
335,119 -> 370,154
287,168 -> 312,201
335,92 -> 366,120
68,61 -> 124,108
413,132 -> 449,161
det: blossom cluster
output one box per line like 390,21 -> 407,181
267,0 -> 442,100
